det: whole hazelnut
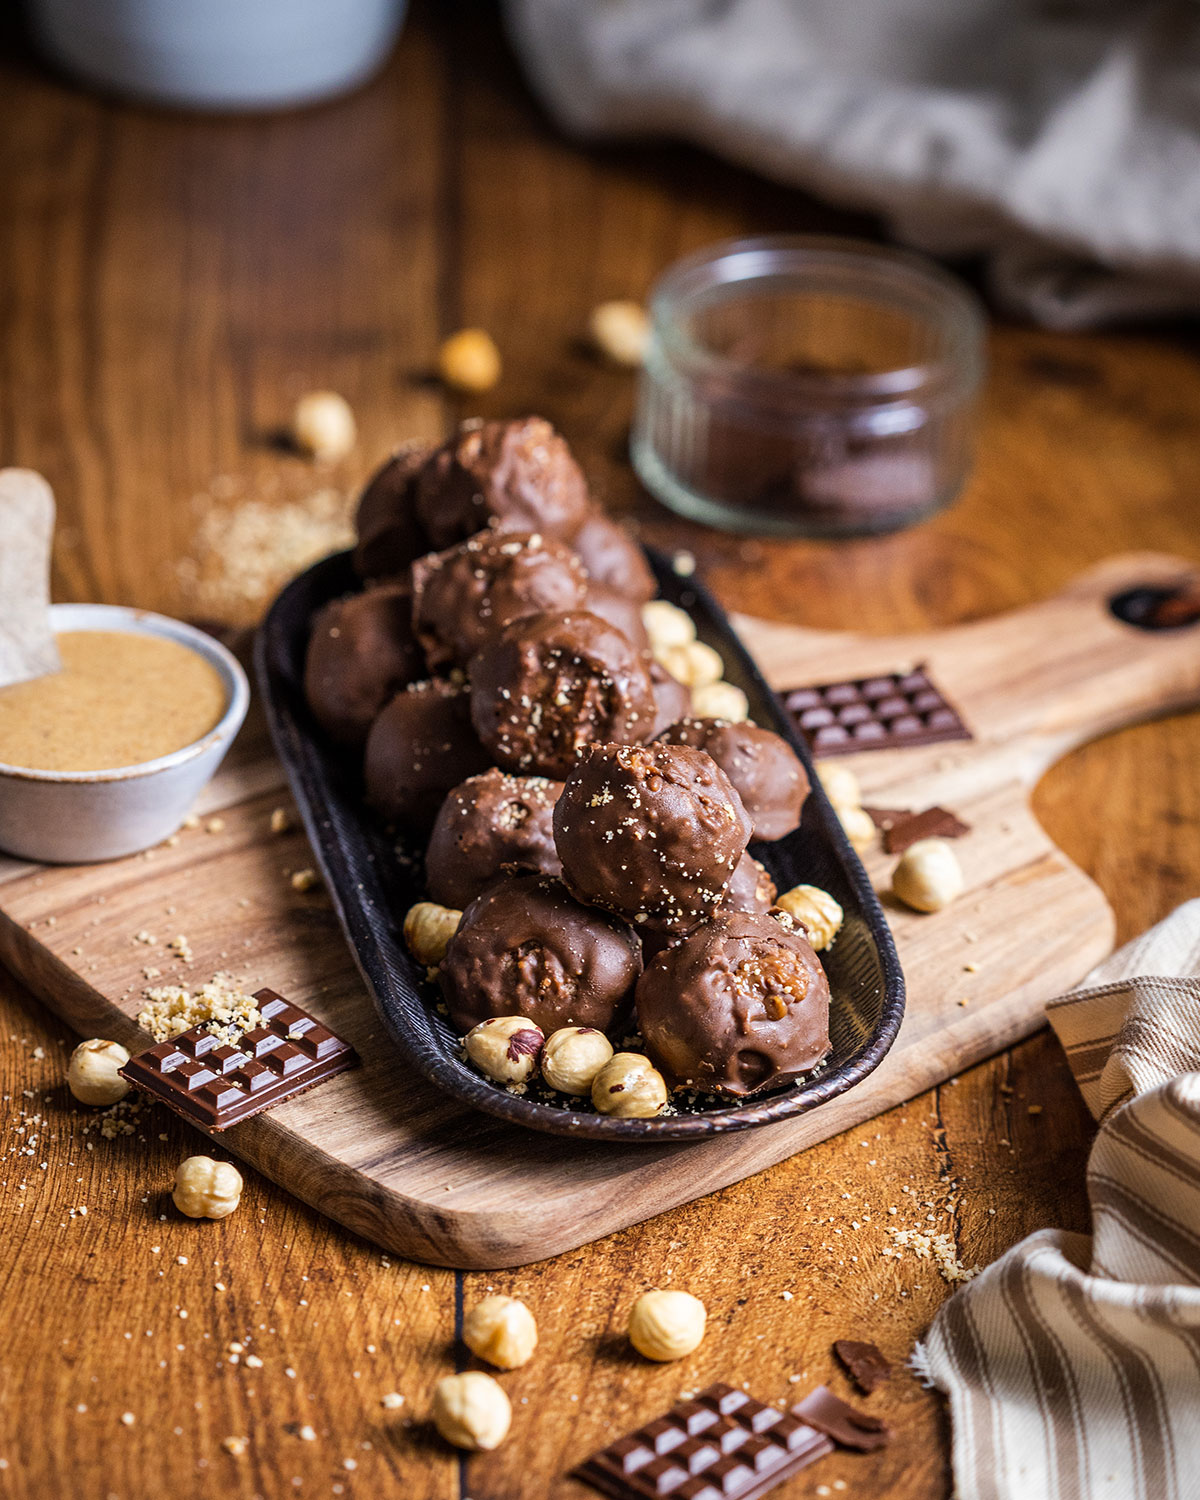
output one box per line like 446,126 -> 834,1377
775,885 -> 844,951
892,837 -> 964,912
464,1016 -> 545,1085
590,1052 -> 668,1118
588,300 -> 650,367
837,803 -> 876,853
463,1294 -> 538,1370
292,391 -> 357,461
690,681 -> 750,723
654,640 -> 724,690
67,1038 -> 130,1106
641,600 -> 696,651
540,1027 -> 614,1096
436,329 -> 502,394
431,1371 -> 511,1451
403,902 -> 462,967
816,761 -> 862,812
172,1156 -> 244,1220
628,1289 -> 707,1361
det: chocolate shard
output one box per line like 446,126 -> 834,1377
792,1386 -> 893,1451
833,1338 -> 893,1395
119,988 -> 357,1132
881,805 -> 971,855
573,1381 -> 834,1500
784,666 -> 971,758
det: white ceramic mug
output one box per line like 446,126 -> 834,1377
29,0 -> 408,112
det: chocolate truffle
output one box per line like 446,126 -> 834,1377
636,909 -> 831,1096
303,582 -> 423,747
721,852 -> 777,915
553,742 -> 753,933
353,445 -> 431,580
646,659 -> 692,739
570,508 -> 656,602
439,876 -> 641,1035
415,417 -> 590,550
412,530 -> 587,673
657,718 -> 810,841
582,582 -> 650,652
469,610 -> 655,779
363,679 -> 490,830
425,768 -> 564,909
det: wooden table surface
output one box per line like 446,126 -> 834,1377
2,6 -> 1198,1498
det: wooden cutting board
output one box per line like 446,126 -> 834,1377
1,553 -> 1196,1269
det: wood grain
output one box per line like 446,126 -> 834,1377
0,2 -> 1198,1497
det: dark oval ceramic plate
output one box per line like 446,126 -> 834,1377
256,549 -> 904,1141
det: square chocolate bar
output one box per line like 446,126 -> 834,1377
784,666 -> 970,757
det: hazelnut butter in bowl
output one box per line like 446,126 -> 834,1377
0,604 -> 249,863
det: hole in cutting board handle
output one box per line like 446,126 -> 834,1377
1109,579 -> 1200,631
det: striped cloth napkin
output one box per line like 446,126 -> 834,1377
919,899 -> 1200,1500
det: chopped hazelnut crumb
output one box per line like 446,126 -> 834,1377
120,1412 -> 136,1427
380,1392 -> 405,1410
270,808 -> 291,835
297,1425 -> 317,1442
221,1436 -> 249,1457
290,868 -> 319,893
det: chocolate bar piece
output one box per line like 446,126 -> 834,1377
785,667 -> 970,757
120,989 -> 357,1131
881,805 -> 970,855
792,1386 -> 893,1451
574,1382 -> 833,1500
833,1338 -> 892,1394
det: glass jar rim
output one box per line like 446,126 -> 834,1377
649,234 -> 986,401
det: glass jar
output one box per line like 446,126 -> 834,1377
631,236 -> 986,538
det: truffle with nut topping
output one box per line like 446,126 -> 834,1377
412,529 -> 587,673
636,908 -> 831,1097
469,610 -> 654,779
353,445 -> 431,581
720,851 -> 777,915
416,417 -> 590,550
658,718 -> 810,841
553,741 -> 753,934
570,507 -> 656,602
425,768 -> 563,909
304,581 -> 423,746
364,679 -> 489,830
438,875 -> 641,1034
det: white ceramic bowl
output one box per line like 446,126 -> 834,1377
0,605 -> 250,864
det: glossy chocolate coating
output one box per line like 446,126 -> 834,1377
721,852 -> 777,915
363,679 -> 490,830
353,445 -> 430,581
582,581 -> 650,652
425,768 -> 564,908
303,582 -> 422,747
469,610 -> 655,779
636,909 -> 831,1096
411,529 -> 587,673
570,508 -> 656,602
439,876 -> 641,1034
415,417 -> 590,550
658,718 -> 810,841
646,659 -> 692,739
553,742 -> 753,933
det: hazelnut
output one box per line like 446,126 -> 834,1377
540,1027 -> 613,1096
816,761 -> 862,812
588,300 -> 650,368
463,1294 -> 538,1370
641,599 -> 696,651
291,391 -> 357,461
837,803 -> 876,853
67,1038 -> 131,1106
403,901 -> 462,967
775,885 -> 843,950
431,1371 -> 511,1451
436,329 -> 502,394
690,681 -> 750,723
892,837 -> 964,912
628,1289 -> 707,1361
591,1052 -> 668,1118
172,1156 -> 244,1220
464,1016 -> 545,1085
655,640 -> 724,689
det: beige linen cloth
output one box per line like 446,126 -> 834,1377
918,899 -> 1200,1500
